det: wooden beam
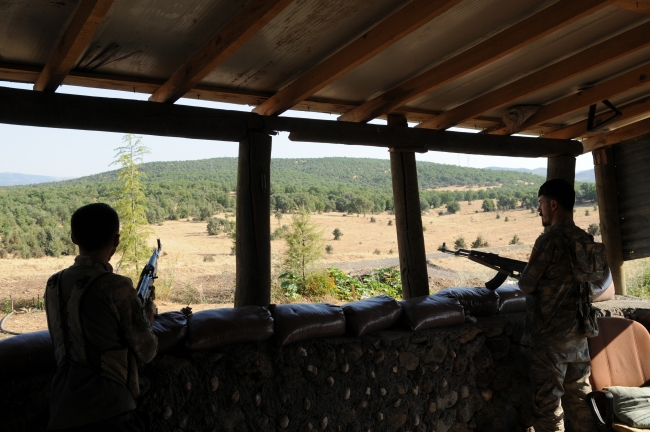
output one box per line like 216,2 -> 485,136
338,0 -> 613,124
0,86 -> 580,157
253,0 -> 462,116
34,0 -> 114,92
388,114 -> 429,299
235,131 -> 272,307
540,95 -> 650,140
149,0 -> 292,104
417,21 -> 650,131
593,147 -> 626,294
491,63 -> 650,135
546,155 -> 576,186
612,0 -> 650,15
582,116 -> 650,152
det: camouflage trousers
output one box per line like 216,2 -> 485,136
529,331 -> 597,432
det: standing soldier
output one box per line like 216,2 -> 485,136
44,203 -> 158,431
519,179 -> 604,432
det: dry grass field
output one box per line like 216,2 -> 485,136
0,200 -> 618,335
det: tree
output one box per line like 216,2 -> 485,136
446,201 -> 460,214
482,198 -> 495,212
282,209 -> 324,281
112,134 -> 154,280
333,228 -> 343,240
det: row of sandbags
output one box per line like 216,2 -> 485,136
0,286 -> 525,380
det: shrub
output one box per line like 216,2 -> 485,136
438,211 -> 444,216
471,235 -> 489,248
333,228 -> 343,240
325,245 -> 333,254
388,220 -> 393,226
207,217 -> 235,235
454,236 -> 467,249
446,201 -> 460,214
496,213 -> 501,219
422,226 -> 427,232
370,217 -> 376,223
585,210 -> 590,216
271,225 -> 289,240
504,216 -> 509,222
588,223 -> 601,236
509,234 -> 522,245
203,255 -> 215,262
482,198 -> 496,212
388,249 -> 394,254
373,249 -> 381,255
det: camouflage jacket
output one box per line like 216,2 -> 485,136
519,220 -> 598,336
44,255 -> 157,429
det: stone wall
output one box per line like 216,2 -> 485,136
3,298 -> 650,432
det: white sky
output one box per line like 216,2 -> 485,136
0,82 -> 594,178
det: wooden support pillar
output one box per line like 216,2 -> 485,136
388,114 -> 429,299
593,147 -> 626,295
546,155 -> 576,185
235,131 -> 272,307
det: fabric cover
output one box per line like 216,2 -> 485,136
152,311 -> 188,354
342,295 -> 402,336
186,306 -> 274,351
593,268 -> 615,302
0,330 -> 55,380
589,317 -> 650,390
613,423 -> 649,432
605,386 -> 650,428
400,295 -> 465,331
272,303 -> 346,346
436,287 -> 500,317
495,286 -> 526,314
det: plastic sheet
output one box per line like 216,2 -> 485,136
0,330 -> 55,380
272,303 -> 346,346
400,295 -> 465,331
342,295 -> 402,336
495,286 -> 527,314
186,306 -> 274,351
436,287 -> 500,317
152,311 -> 188,354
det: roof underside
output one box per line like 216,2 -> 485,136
2,0 -> 650,142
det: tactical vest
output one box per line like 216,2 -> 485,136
45,268 -> 131,388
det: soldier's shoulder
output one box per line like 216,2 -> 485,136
98,273 -> 135,296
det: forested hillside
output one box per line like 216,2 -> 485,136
0,157 -> 596,258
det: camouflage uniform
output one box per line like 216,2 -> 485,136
44,256 -> 158,430
519,220 -> 597,432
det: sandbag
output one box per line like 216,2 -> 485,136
152,311 -> 188,354
342,295 -> 402,336
186,306 -> 274,351
496,286 -> 527,314
272,303 -> 346,346
400,295 -> 465,331
593,267 -> 614,302
436,287 -> 500,317
605,386 -> 650,428
0,330 -> 55,380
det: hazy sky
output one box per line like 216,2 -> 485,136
0,82 -> 594,178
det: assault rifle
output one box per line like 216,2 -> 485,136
136,239 -> 162,305
438,243 -> 527,290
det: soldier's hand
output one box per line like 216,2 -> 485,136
145,286 -> 156,325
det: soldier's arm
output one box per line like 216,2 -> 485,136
111,278 -> 158,364
519,236 -> 553,293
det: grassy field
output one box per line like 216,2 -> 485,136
3,199 -> 648,336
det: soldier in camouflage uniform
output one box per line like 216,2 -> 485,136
519,179 -> 599,432
44,203 -> 158,431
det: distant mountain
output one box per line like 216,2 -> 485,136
0,172 -> 70,186
486,166 -> 595,183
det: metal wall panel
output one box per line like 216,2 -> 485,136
614,132 -> 650,260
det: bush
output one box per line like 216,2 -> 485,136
333,228 -> 343,240
482,198 -> 496,212
422,225 -> 427,232
446,201 -> 461,214
504,216 -> 509,222
588,223 -> 601,236
388,249 -> 394,254
373,249 -> 381,255
585,210 -> 590,216
438,211 -> 444,216
370,217 -> 376,223
271,225 -> 289,240
388,220 -> 393,226
327,266 -> 402,301
509,234 -> 522,245
207,217 -> 235,235
325,245 -> 333,254
496,213 -> 501,219
203,255 -> 215,262
471,234 -> 489,248
454,236 -> 467,249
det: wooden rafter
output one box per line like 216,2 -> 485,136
612,0 -> 650,15
149,0 -> 293,104
490,63 -> 650,135
33,0 -> 115,92
416,21 -> 650,130
253,0 -> 462,116
543,95 -> 650,139
583,116 -> 650,152
337,0 -> 612,124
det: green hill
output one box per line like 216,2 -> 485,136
1,157 -> 595,259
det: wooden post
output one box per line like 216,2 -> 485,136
546,155 -> 576,185
593,147 -> 626,294
388,114 -> 429,299
235,131 -> 272,307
